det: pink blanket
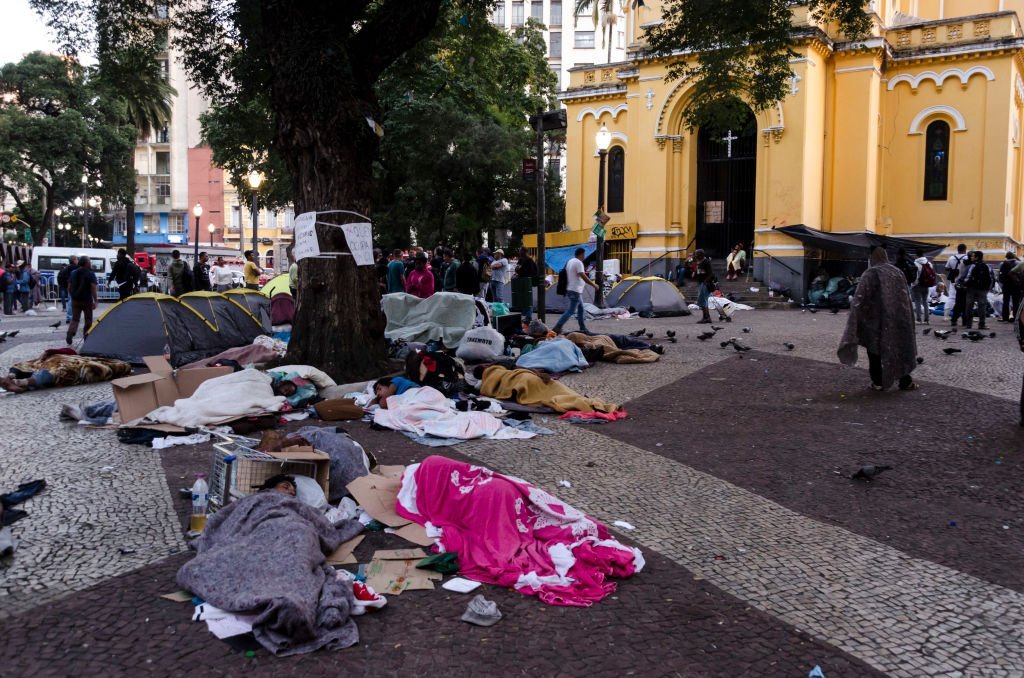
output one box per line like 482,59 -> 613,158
395,455 -> 643,606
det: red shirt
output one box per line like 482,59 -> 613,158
406,268 -> 435,299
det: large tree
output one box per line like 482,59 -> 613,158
645,0 -> 870,133
0,51 -> 134,245
33,0 -> 492,381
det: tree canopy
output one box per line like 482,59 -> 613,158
645,0 -> 871,133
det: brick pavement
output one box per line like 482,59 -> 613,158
0,308 -> 1022,675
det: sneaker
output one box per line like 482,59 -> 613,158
351,582 -> 387,615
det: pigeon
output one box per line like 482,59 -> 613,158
943,347 -> 962,355
720,339 -> 733,348
697,331 -> 716,341
851,465 -> 893,481
962,333 -> 984,342
916,356 -> 924,364
730,338 -> 751,352
6,330 -> 18,338
667,337 -> 677,343
783,342 -> 795,350
922,328 -> 931,335
989,332 -> 996,338
666,330 -> 676,338
711,325 -> 725,331
742,327 -> 751,333
49,320 -> 62,329
629,328 -> 646,338
933,329 -> 952,339
645,332 -> 654,339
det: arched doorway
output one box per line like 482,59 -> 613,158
695,109 -> 757,259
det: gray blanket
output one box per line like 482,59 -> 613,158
292,426 -> 370,502
176,492 -> 364,656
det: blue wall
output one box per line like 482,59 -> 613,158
111,212 -> 188,246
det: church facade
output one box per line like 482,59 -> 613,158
533,0 -> 1024,289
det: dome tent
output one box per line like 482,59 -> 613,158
604,277 -> 689,317
223,288 -> 272,331
81,293 -> 227,367
261,273 -> 292,297
178,291 -> 267,346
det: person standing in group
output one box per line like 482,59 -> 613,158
430,247 -> 445,293
946,243 -> 969,326
0,256 -> 11,316
999,251 -> 1021,323
168,250 -> 193,296
441,249 -> 460,292
242,250 -> 262,290
15,261 -> 31,312
65,256 -> 98,346
455,252 -> 480,296
959,251 -> 992,330
489,249 -> 510,304
838,247 -> 918,391
552,247 -> 599,335
110,249 -> 135,301
28,264 -> 42,307
192,252 -> 212,292
911,253 -> 936,324
692,249 -> 716,324
476,248 -> 493,300
405,253 -> 435,299
386,249 -> 406,294
56,255 -> 78,320
210,256 -> 233,293
513,247 -> 538,322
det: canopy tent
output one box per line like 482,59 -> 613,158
775,224 -> 947,260
223,288 -> 272,331
261,273 -> 292,297
543,282 -> 596,313
604,276 -> 689,317
81,293 -> 227,367
543,243 -> 597,274
178,292 -> 267,346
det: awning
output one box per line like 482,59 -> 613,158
774,225 -> 947,259
542,242 -> 597,273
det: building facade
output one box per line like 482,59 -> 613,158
221,185 -> 294,274
543,0 -> 1024,288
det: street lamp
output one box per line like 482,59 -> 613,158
594,123 -> 612,307
247,170 -> 263,264
208,224 -> 215,247
52,207 -> 62,245
192,202 -> 203,262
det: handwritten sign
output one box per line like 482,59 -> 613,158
704,201 -> 724,224
292,211 -> 319,261
341,222 -> 374,266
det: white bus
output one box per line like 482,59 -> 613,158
31,246 -> 119,300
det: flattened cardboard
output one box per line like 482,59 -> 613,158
375,465 -> 406,480
372,548 -> 426,561
112,356 -> 232,424
346,474 -> 410,527
365,559 -> 440,595
391,523 -> 435,547
159,590 -> 194,603
326,535 -> 364,565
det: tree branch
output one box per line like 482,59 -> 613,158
350,0 -> 446,84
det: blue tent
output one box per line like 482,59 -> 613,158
542,243 -> 597,274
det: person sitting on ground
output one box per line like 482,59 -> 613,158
371,375 -> 420,408
725,243 -> 746,281
256,474 -> 297,497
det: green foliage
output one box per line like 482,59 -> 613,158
0,51 -> 134,243
645,0 -> 870,134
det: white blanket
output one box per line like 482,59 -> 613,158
382,292 -> 477,348
145,369 -> 286,427
373,386 -> 534,441
270,364 -> 337,389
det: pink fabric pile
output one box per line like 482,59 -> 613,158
395,455 -> 643,607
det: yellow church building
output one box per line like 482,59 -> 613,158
532,0 -> 1024,291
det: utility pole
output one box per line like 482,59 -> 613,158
528,109 -> 567,321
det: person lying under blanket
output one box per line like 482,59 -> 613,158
1,350 -> 132,393
370,376 -> 419,409
476,364 -> 619,413
256,474 -> 297,497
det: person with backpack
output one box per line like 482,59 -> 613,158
476,248 -> 493,300
552,247 -> 599,335
911,254 -> 936,324
998,251 -> 1021,323
168,249 -> 193,297
945,243 -> 969,326
958,250 -> 992,330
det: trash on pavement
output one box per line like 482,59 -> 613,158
461,594 -> 502,626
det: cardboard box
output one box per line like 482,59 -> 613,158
346,473 -> 410,528
232,445 -> 330,497
111,356 -> 233,424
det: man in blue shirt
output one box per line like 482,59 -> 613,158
66,256 -> 98,345
386,249 -> 406,294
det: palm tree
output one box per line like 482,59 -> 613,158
574,0 -> 624,63
95,48 -> 175,255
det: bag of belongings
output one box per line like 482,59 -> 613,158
405,350 -> 466,397
456,326 -> 506,363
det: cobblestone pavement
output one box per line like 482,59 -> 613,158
0,307 -> 1021,675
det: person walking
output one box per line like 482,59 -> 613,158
65,256 -> 98,345
513,247 -> 539,322
959,251 -> 992,330
168,250 -> 193,296
192,252 -> 212,292
56,255 -> 77,319
386,249 -> 406,294
692,249 -> 716,324
552,247 -> 599,335
489,249 -> 510,304
946,243 -> 969,326
911,254 -> 936,324
110,249 -> 135,301
999,251 -> 1021,323
838,247 -> 918,391
242,250 -> 262,290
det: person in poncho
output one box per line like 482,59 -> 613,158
838,247 -> 918,391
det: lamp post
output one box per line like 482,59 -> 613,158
192,202 -> 203,262
52,207 -> 61,245
208,224 -> 215,247
247,170 -> 263,264
594,123 -> 612,307
74,195 -> 85,247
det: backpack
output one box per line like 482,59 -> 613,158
478,259 -> 493,282
947,254 -> 966,283
918,262 -> 936,288
405,350 -> 465,397
556,267 -> 568,296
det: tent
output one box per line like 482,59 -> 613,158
543,283 -> 596,313
270,293 -> 295,325
223,288 -> 272,331
775,224 -> 947,259
604,276 -> 689,317
543,243 -> 597,273
82,293 -> 228,367
178,292 -> 267,345
261,273 -> 291,297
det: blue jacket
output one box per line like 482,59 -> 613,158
16,270 -> 30,293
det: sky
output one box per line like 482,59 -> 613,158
0,0 -> 94,66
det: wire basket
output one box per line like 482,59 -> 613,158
206,430 -> 318,508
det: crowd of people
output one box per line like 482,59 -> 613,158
0,257 -> 42,315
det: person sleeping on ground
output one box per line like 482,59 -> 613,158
475,364 -> 619,413
371,376 -> 420,409
0,350 -> 132,393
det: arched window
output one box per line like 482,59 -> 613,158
924,120 -> 950,201
607,146 -> 625,213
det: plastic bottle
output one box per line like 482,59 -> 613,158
190,474 -> 209,532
